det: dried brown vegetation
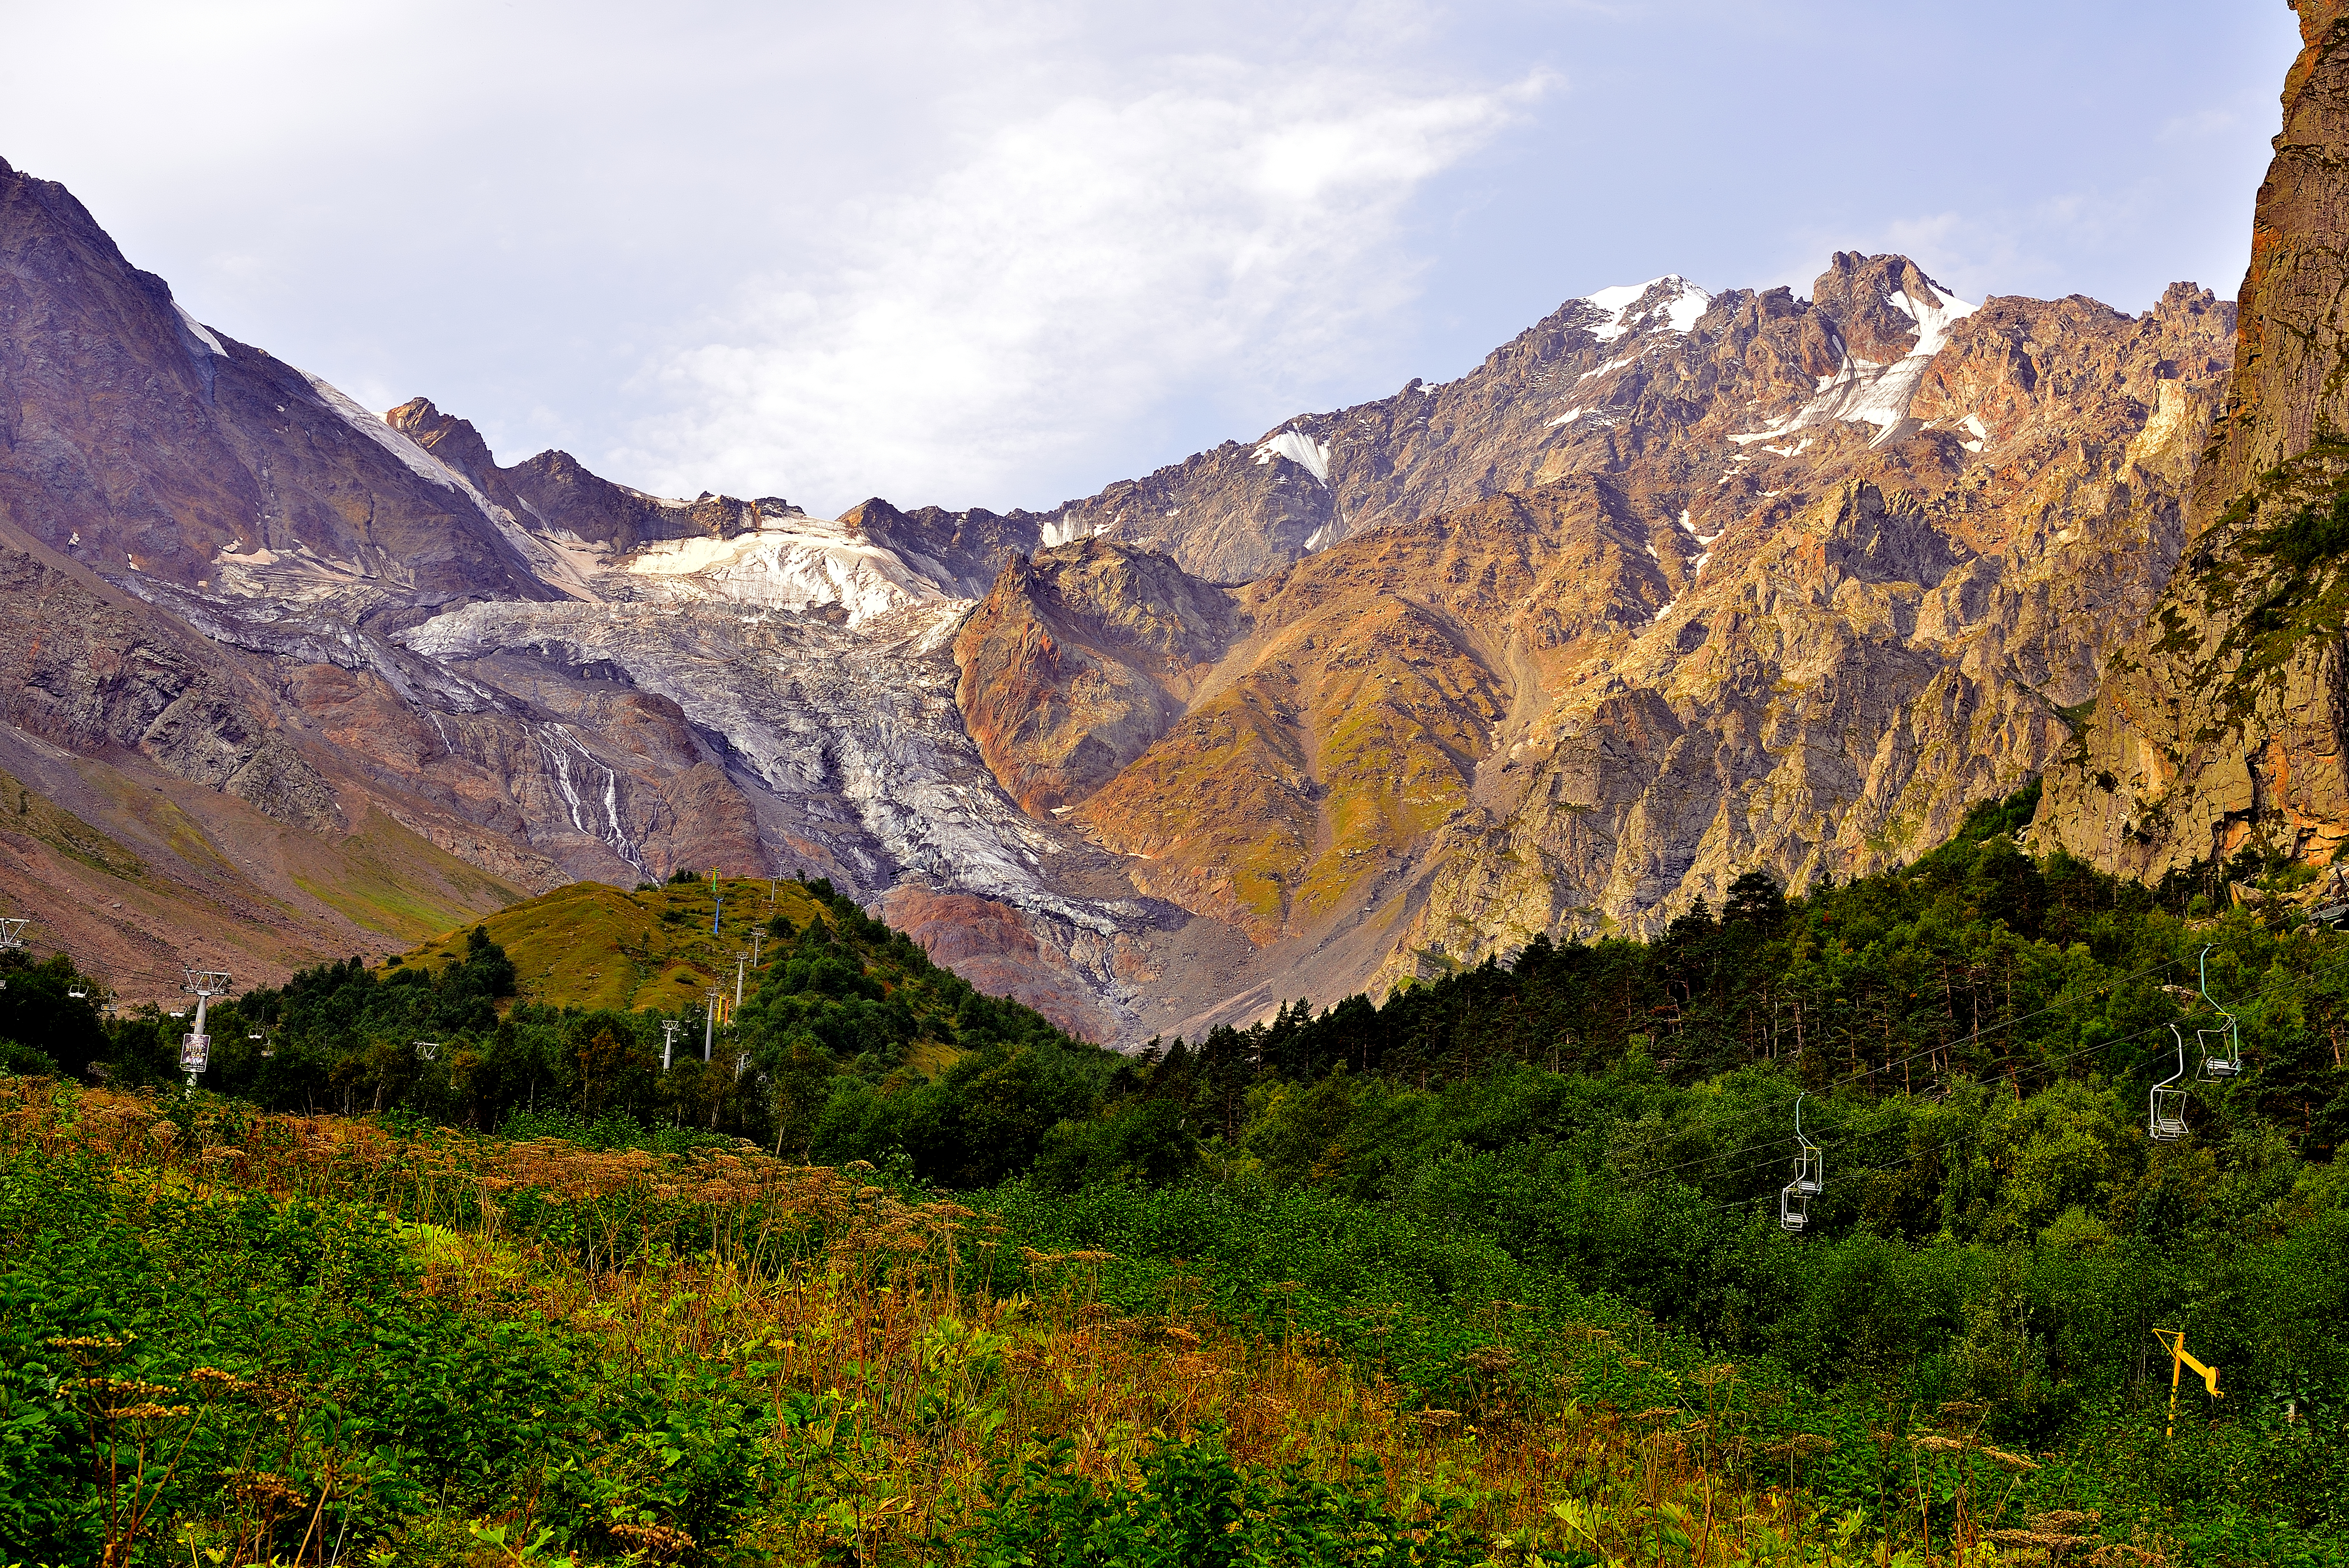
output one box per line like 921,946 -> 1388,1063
0,1078 -> 2098,1565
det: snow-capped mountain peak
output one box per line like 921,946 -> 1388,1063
1580,274 -> 1714,343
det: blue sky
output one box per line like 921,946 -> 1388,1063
0,1 -> 2299,516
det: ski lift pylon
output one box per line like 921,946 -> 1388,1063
0,916 -> 27,990
2150,1025 -> 2189,1141
1779,1091 -> 1822,1233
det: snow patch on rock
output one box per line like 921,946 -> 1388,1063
624,514 -> 958,626
1253,429 -> 1332,486
302,372 -> 470,495
173,304 -> 228,357
1038,515 -> 1100,548
1729,276 -> 1977,448
1581,275 -> 1713,343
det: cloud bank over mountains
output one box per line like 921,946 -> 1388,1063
0,0 -> 2296,515
630,52 -> 1542,509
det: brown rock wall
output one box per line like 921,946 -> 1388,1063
2191,0 -> 2349,536
2036,1 -> 2349,882
998,279 -> 2234,1028
953,539 -> 1238,814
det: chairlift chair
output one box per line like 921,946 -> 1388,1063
2313,867 -> 2349,927
2195,1022 -> 2241,1080
2195,946 -> 2244,1080
2150,1026 -> 2189,1141
1779,1092 -> 1823,1233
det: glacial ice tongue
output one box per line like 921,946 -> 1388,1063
395,599 -> 1128,934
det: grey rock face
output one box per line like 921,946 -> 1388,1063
0,539 -> 340,832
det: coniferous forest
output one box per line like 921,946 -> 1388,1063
2,788 -> 2345,1565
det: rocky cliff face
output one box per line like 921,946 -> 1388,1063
957,278 -> 2231,1025
954,540 -> 1238,816
2036,0 -> 2349,882
1015,257 -> 2077,586
0,535 -> 337,832
0,517 -> 526,1005
388,398 -> 777,556
2191,0 -> 2349,534
0,152 -> 1186,1031
0,141 -> 2244,1039
0,165 -> 554,610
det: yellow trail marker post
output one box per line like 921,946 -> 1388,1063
2152,1327 -> 2220,1439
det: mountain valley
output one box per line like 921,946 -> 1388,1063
0,154 -> 2247,1040
13,8 -> 2349,1566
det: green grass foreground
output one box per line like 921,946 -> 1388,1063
8,1082 -> 1970,1568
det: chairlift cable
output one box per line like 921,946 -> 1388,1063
1635,1008 -> 2190,1189
1621,1014 -> 2242,1213
1601,951 -> 2199,1183
1609,1009 -> 2220,1205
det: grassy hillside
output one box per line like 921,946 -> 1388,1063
0,755 -> 523,1007
70,875 -> 1062,1139
1,1080 -> 2020,1568
391,875 -> 837,1015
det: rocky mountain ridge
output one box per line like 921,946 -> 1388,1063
0,145 -> 2237,1037
960,271 -> 2229,1017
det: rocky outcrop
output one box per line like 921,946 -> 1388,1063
0,533 -> 339,831
0,160 -> 554,607
955,539 -> 1239,815
387,398 -> 785,555
2035,0 -> 2349,880
2192,0 -> 2349,533
1068,484 -> 1633,942
840,497 -> 1052,600
1000,279 -> 2231,1024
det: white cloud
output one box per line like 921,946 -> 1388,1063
2158,108 -> 2238,143
1,0 -> 2290,519
619,55 -> 1541,513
